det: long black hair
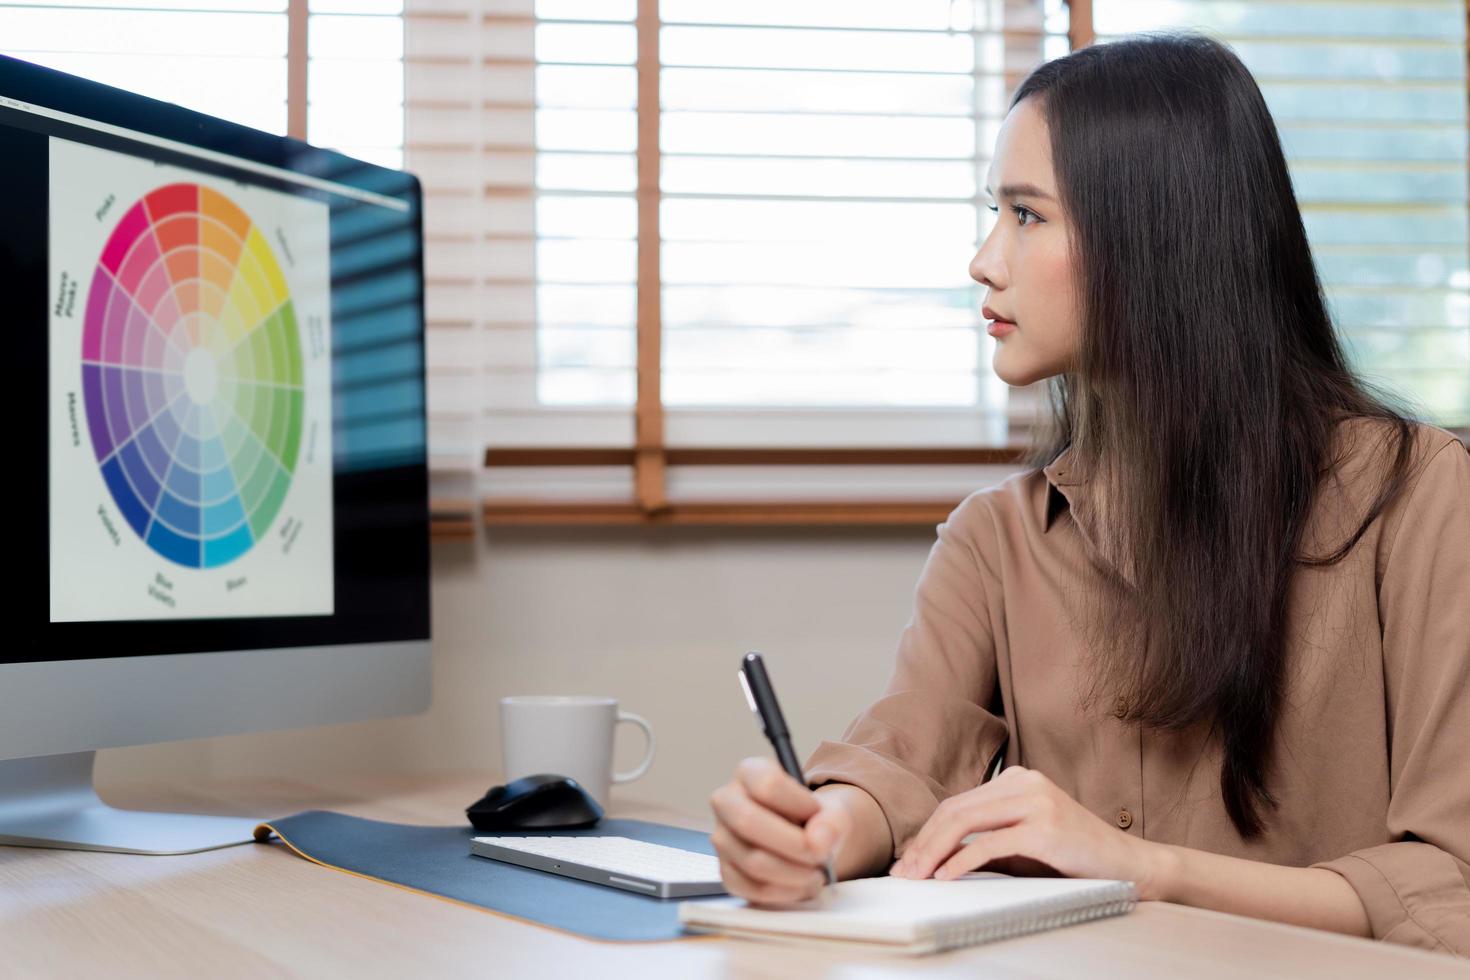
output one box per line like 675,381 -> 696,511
1011,33 -> 1423,838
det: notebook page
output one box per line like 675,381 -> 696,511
679,873 -> 1134,946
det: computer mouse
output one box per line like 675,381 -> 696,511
466,773 -> 605,831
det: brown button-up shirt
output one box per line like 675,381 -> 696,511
803,419 -> 1470,955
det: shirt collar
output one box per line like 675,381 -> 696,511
1041,443 -> 1086,533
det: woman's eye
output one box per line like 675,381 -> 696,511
984,203 -> 1041,226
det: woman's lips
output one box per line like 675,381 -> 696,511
982,306 -> 1016,338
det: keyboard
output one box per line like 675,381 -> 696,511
469,835 -> 727,899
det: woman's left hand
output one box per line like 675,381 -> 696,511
891,765 -> 1171,900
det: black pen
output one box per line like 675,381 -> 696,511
737,651 -> 837,890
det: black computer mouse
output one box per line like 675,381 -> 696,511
466,773 -> 604,831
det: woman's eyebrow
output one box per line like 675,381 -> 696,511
984,182 -> 1056,202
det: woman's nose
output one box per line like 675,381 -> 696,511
970,236 -> 1005,289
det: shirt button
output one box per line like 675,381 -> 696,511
1116,808 -> 1133,830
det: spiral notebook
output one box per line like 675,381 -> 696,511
678,872 -> 1137,955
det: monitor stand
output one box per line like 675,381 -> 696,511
0,751 -> 259,854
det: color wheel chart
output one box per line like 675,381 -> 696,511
81,183 -> 304,569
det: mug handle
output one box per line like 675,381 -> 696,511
611,711 -> 655,784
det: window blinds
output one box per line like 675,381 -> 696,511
1093,1 -> 1469,429
308,0 -> 406,168
657,0 -> 1066,451
3,0 -> 292,134
2,0 -> 402,163
406,0 -> 641,506
407,0 -> 1065,507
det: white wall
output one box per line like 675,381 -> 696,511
99,526 -> 942,818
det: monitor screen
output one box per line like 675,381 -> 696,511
2,54 -> 430,664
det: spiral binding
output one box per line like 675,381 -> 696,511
917,881 -> 1138,953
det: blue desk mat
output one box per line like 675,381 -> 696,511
252,811 -> 727,942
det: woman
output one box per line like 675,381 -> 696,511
707,34 -> 1470,954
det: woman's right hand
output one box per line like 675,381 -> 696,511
708,756 -> 854,905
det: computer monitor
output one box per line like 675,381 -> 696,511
0,55 -> 432,854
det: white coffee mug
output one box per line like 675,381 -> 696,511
498,695 -> 655,809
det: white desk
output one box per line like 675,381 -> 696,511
1,771 -> 1463,978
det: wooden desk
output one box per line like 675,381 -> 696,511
1,772 -> 1463,978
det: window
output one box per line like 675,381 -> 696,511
6,0 -> 291,131
2,0 -> 404,163
1093,0 -> 1469,431
657,1 -> 1066,443
417,0 -> 1468,531
411,0 -> 1071,527
309,0 -> 406,167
